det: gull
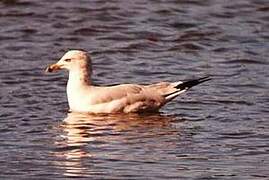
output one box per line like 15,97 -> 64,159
46,50 -> 210,114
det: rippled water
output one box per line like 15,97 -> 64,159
0,0 -> 268,179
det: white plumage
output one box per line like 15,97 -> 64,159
46,50 -> 210,114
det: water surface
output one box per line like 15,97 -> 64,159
0,0 -> 268,179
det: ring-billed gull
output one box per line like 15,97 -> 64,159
46,50 -> 210,113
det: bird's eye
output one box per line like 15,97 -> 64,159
64,58 -> 71,62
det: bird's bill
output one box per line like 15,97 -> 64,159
45,64 -> 62,73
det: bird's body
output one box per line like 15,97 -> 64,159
46,50 -> 210,114
66,82 -> 182,113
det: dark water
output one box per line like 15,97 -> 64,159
0,0 -> 269,179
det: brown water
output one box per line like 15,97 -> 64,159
0,0 -> 269,179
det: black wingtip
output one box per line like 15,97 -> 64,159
175,76 -> 211,90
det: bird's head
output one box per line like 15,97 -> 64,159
46,50 -> 92,73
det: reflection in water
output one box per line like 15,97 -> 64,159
54,112 -> 181,177
1,0 -> 268,178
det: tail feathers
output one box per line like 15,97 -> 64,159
163,76 -> 211,101
175,76 -> 211,91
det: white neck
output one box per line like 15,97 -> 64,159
67,67 -> 91,87
66,67 -> 92,111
